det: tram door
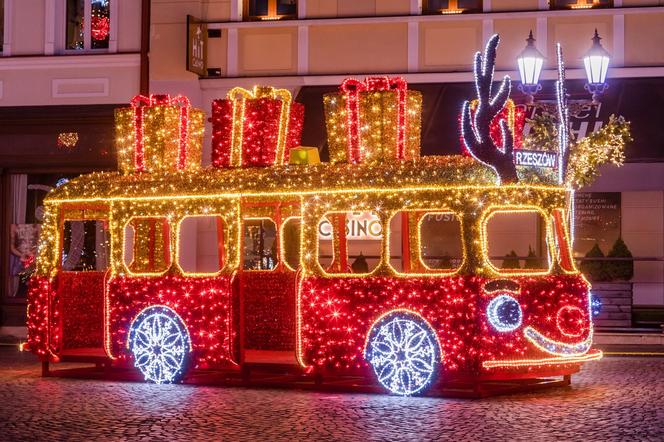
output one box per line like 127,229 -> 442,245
239,211 -> 300,364
57,214 -> 110,355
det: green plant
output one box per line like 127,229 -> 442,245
502,250 -> 520,269
523,245 -> 544,269
607,237 -> 634,281
579,243 -> 611,282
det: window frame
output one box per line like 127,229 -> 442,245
480,207 -> 554,276
280,216 -> 302,271
175,214 -> 228,277
414,211 -> 466,274
315,211 -> 384,277
549,0 -> 613,10
423,0 -> 484,15
243,0 -> 298,22
60,0 -> 115,54
122,216 -> 172,276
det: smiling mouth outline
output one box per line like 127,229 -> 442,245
524,326 -> 592,357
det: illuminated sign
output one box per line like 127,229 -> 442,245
514,150 -> 558,168
318,212 -> 382,240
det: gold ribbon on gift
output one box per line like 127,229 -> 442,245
226,86 -> 294,167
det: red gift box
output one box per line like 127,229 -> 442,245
210,86 -> 304,168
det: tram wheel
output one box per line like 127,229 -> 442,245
127,305 -> 192,384
364,310 -> 440,396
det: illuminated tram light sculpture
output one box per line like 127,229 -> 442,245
25,35 -> 601,396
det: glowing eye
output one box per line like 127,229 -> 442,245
487,294 -> 522,332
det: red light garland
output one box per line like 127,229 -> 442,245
299,274 -> 591,375
210,86 -> 304,168
106,275 -> 235,368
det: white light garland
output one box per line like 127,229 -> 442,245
127,305 -> 192,384
486,294 -> 523,332
365,311 -> 439,396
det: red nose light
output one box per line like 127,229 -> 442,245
556,305 -> 588,338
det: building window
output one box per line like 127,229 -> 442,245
550,0 -> 612,9
245,0 -> 297,21
66,0 -> 110,51
424,0 -> 483,14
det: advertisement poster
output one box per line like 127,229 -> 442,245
573,192 -> 621,257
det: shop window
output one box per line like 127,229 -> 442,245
418,213 -> 464,271
7,174 -> 73,299
424,0 -> 483,14
243,219 -> 278,270
281,217 -> 301,270
318,212 -> 382,274
484,210 -> 550,272
124,218 -> 171,274
66,0 -> 111,51
178,216 -> 225,274
550,0 -> 611,9
61,220 -> 110,271
245,0 -> 297,21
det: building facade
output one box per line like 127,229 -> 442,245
150,0 -> 664,325
0,0 -> 143,336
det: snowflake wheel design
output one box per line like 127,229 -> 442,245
365,311 -> 439,396
128,306 -> 191,384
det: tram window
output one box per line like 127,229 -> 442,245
281,217 -> 301,270
61,220 -> 110,271
243,219 -> 278,270
484,210 -> 549,271
178,216 -> 225,274
318,212 -> 382,274
389,213 -> 407,272
418,213 -> 463,271
124,217 -> 171,273
317,215 -> 335,270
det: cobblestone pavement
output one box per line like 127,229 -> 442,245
0,348 -> 662,441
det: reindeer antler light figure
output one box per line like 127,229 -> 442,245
461,34 -> 519,184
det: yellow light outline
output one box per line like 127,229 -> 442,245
482,350 -> 603,369
415,211 -> 465,274
121,216 -> 173,277
279,215 -> 302,272
174,214 -> 228,277
46,183 -> 569,205
479,206 -> 555,277
314,210 -> 383,278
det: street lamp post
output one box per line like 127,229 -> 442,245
517,30 -> 545,104
583,29 -> 611,104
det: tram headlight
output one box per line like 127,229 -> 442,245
487,294 -> 523,332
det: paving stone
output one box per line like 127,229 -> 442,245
0,348 -> 662,441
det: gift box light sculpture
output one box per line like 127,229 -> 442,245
26,34 -> 601,396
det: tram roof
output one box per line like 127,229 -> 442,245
46,155 -> 561,203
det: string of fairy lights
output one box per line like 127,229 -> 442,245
26,47 -> 604,392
